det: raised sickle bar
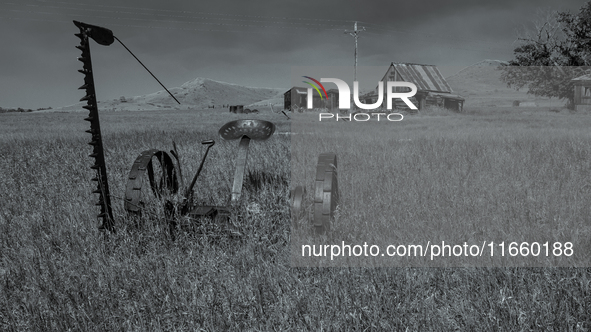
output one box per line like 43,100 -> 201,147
74,20 -> 115,231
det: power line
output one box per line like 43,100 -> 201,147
1,2 -> 513,54
34,0 -> 351,22
0,15 -> 511,56
2,0 -> 515,49
14,2 -> 350,29
4,9 -> 340,34
358,20 -> 507,50
3,8 -> 348,33
8,0 -> 355,26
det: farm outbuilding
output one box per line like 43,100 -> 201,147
325,88 -> 340,111
366,62 -> 465,112
284,87 -> 325,111
572,74 -> 591,111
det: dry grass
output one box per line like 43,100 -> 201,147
0,107 -> 589,330
290,107 -> 591,267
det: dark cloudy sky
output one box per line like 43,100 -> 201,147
0,0 -> 586,109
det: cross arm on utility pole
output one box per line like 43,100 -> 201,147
344,21 -> 366,36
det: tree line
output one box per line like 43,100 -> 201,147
501,1 -> 591,108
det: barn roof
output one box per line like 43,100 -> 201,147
285,87 -> 308,94
572,74 -> 591,82
381,63 -> 453,93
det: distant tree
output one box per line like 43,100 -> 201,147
500,3 -> 591,108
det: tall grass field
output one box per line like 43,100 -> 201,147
291,107 -> 591,268
0,106 -> 589,330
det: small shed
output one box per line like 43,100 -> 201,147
284,86 -> 325,111
572,74 -> 591,111
376,62 -> 465,112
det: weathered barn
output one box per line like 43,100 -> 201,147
572,74 -> 591,111
284,87 -> 324,111
325,88 -> 340,111
366,63 -> 465,112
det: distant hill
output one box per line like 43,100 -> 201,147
446,59 -> 509,94
446,59 -> 562,107
57,77 -> 284,112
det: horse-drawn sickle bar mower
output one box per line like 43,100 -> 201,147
74,20 -> 339,235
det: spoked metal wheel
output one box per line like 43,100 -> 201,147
290,186 -> 307,222
124,149 -> 179,217
312,152 -> 339,234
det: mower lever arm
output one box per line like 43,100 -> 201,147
184,139 -> 215,199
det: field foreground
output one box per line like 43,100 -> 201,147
291,107 -> 591,267
0,107 -> 590,330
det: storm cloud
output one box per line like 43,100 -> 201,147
0,0 -> 584,108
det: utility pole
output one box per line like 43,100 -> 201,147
344,21 -> 365,82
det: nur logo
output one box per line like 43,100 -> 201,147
302,76 -> 329,109
303,77 -> 418,110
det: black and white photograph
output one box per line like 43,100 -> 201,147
1,0 -> 590,330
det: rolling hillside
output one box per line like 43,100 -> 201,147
50,60 -> 568,113
446,59 -> 563,108
58,77 -> 284,112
